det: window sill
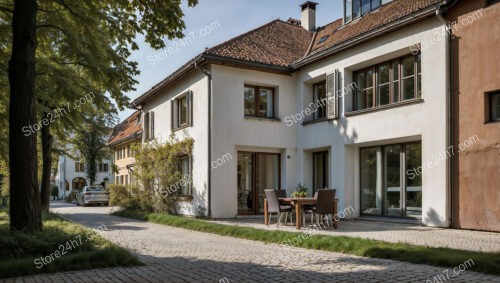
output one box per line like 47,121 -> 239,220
485,120 -> 500,125
244,116 -> 281,122
172,124 -> 192,132
302,117 -> 330,126
345,98 -> 424,117
171,195 -> 193,201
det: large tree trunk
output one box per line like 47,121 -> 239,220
40,112 -> 52,211
8,0 -> 41,231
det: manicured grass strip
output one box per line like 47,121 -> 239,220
113,209 -> 500,276
0,209 -> 142,278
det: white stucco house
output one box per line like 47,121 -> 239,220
55,148 -> 113,198
130,0 -> 455,227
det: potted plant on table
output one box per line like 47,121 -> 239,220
291,183 -> 309,198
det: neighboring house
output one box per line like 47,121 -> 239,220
107,111 -> 143,186
446,0 -> 500,232
129,0 -> 499,231
55,146 -> 113,198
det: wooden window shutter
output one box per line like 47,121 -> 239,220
150,111 -> 155,139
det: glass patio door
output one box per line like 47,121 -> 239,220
360,143 -> 422,219
237,152 -> 280,214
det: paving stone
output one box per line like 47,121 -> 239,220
2,202 -> 499,283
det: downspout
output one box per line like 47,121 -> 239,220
436,1 -> 453,227
195,61 -> 212,218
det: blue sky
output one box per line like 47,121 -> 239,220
118,0 -> 343,121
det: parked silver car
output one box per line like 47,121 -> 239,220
76,186 -> 109,206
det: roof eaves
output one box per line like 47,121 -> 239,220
203,54 -> 293,74
130,55 -> 205,107
107,131 -> 143,148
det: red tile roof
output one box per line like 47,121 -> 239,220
309,0 -> 442,55
205,19 -> 313,67
107,111 -> 142,146
132,0 -> 444,106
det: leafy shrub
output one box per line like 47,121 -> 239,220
108,184 -> 145,211
131,137 -> 193,214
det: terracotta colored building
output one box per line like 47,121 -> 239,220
107,111 -> 143,186
447,0 -> 500,232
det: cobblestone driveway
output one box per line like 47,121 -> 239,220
3,202 -> 499,283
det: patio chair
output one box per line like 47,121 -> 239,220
303,191 -> 318,226
312,189 -> 336,227
265,190 -> 293,227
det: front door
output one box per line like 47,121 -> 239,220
237,152 -> 280,214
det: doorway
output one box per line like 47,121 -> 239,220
237,152 -> 280,214
313,151 -> 328,194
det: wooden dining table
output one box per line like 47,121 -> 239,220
264,197 -> 338,230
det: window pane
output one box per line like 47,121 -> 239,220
378,64 -> 390,84
405,143 -> 422,219
259,88 -> 273,118
314,82 -> 327,118
402,56 -> 415,77
393,81 -> 399,103
356,72 -> 366,90
345,0 -> 352,22
371,0 -> 380,9
360,147 -> 381,215
366,69 -> 373,87
353,0 -> 361,19
244,87 -> 255,116
356,90 -> 366,110
402,77 -> 415,100
361,0 -> 370,15
492,93 -> 500,121
384,145 -> 401,217
366,88 -> 374,108
179,96 -> 188,125
378,84 -> 390,105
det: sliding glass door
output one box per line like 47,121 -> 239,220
237,152 -> 280,214
360,142 -> 422,219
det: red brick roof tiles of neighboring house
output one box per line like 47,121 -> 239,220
107,111 -> 142,146
131,0 -> 444,106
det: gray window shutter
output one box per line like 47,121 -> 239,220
150,111 -> 155,139
144,112 -> 150,140
171,100 -> 178,130
326,72 -> 336,119
170,100 -> 174,131
188,91 -> 193,126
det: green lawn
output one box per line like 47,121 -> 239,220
113,209 -> 500,276
0,208 -> 141,278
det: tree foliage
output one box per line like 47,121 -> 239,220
71,108 -> 115,185
0,0 -> 198,231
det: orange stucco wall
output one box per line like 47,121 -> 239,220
448,1 -> 500,232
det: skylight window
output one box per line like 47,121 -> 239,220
318,35 -> 329,44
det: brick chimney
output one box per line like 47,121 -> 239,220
300,1 -> 318,31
